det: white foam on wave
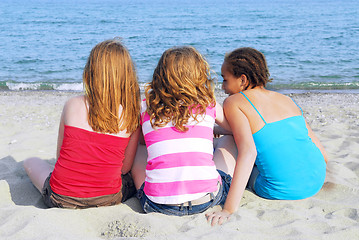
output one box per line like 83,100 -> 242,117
6,82 -> 83,91
55,83 -> 83,91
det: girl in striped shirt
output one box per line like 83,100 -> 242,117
132,46 -> 236,216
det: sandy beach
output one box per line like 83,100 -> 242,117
0,90 -> 358,240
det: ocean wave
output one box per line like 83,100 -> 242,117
2,80 -> 359,92
0,81 -> 150,92
268,81 -> 359,90
0,81 -> 84,91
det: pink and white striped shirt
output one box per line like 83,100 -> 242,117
140,100 -> 221,204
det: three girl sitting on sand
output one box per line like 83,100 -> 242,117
23,39 -> 327,226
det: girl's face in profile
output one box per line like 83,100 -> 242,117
221,61 -> 243,95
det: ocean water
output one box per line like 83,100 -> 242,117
0,0 -> 358,91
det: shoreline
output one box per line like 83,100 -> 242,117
2,81 -> 359,94
2,87 -> 359,97
0,91 -> 358,239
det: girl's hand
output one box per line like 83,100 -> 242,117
205,209 -> 231,226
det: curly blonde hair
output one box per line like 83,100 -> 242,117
145,46 -> 215,132
83,39 -> 140,134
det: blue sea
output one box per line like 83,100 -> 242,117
1,0 -> 358,92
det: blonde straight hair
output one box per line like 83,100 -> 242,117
83,39 -> 140,134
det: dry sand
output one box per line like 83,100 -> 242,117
0,91 -> 358,240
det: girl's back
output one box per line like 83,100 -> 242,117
132,46 -> 234,216
23,39 -> 140,209
237,88 -> 302,134
62,96 -> 131,138
236,88 -> 326,200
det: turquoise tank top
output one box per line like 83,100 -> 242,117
241,92 -> 326,200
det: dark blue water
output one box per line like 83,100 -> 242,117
0,0 -> 358,91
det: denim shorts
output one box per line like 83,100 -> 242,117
136,170 -> 232,216
246,165 -> 259,193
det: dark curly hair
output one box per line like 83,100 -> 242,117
224,47 -> 271,89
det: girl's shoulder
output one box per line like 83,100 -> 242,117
64,95 -> 86,107
62,95 -> 89,127
140,98 -> 148,114
223,92 -> 243,106
63,95 -> 88,114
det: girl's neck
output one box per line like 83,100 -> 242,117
245,85 -> 264,91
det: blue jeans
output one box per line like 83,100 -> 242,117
136,170 -> 232,216
246,165 -> 259,193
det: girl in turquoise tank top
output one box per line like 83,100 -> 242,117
206,47 -> 328,226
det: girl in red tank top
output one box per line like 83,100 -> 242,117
23,39 -> 141,208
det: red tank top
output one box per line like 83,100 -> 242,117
50,125 -> 130,198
